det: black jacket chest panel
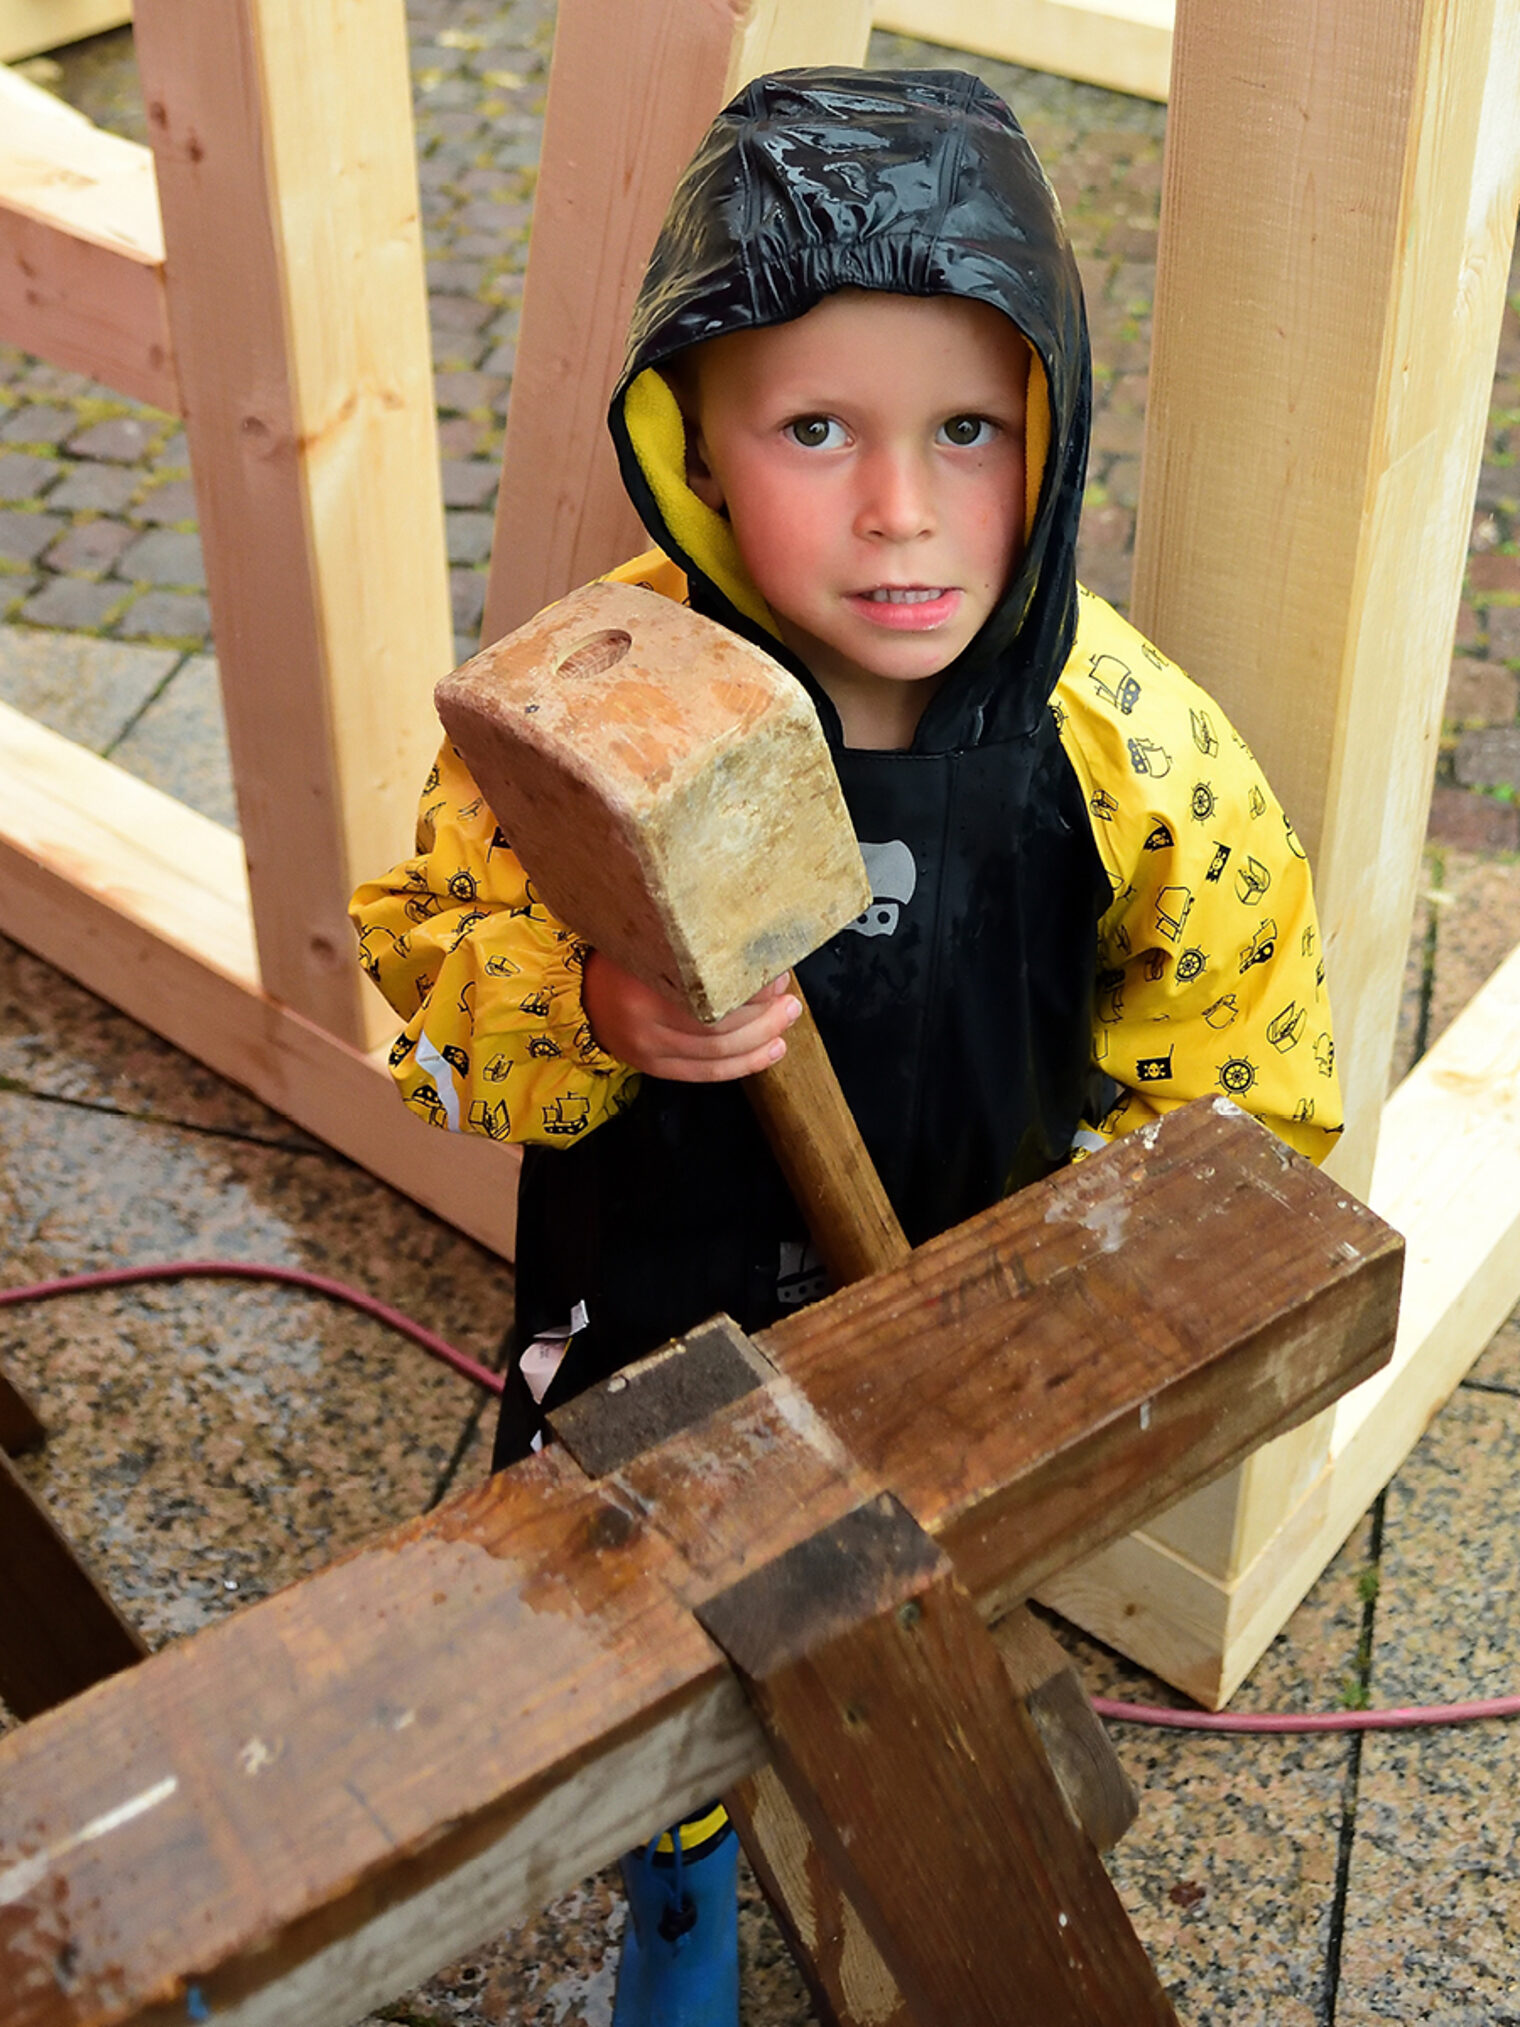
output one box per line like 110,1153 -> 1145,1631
511,720 -> 1107,1396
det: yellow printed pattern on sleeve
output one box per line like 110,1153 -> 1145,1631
1056,587 -> 1343,1165
349,739 -> 640,1147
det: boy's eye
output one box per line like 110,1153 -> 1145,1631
939,415 -> 995,448
785,416 -> 846,450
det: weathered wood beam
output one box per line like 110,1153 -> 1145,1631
700,1498 -> 1179,2026
0,64 -> 177,412
483,0 -> 874,642
0,1103 -> 1399,2027
0,1450 -> 147,1721
0,705 -> 518,1258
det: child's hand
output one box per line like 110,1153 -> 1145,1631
583,951 -> 801,1081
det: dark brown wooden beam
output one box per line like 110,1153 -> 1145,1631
0,1104 -> 1400,2027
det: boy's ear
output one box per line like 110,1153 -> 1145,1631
684,426 -> 726,515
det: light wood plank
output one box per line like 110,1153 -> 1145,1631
0,63 -> 176,409
1053,0 -> 1520,1669
0,0 -> 130,66
130,0 -> 452,1048
871,0 -> 1174,102
1041,931 -> 1520,1706
0,705 -> 518,1257
482,0 -> 873,643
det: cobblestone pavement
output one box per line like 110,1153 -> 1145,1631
6,10 -> 1515,844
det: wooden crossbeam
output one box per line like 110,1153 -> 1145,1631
0,63 -> 177,412
0,704 -> 518,1256
0,1102 -> 1399,2027
871,0 -> 1175,102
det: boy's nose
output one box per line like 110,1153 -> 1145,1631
855,448 -> 934,543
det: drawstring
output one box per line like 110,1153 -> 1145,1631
647,1828 -> 698,1946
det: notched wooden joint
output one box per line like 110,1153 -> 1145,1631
549,1313 -> 772,1478
697,1493 -> 949,1681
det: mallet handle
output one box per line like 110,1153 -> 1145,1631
745,982 -> 909,1286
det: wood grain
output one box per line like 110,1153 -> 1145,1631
872,0 -> 1174,102
760,1101 -> 1403,1619
0,704 -> 519,1259
699,1498 -> 1178,2027
0,1102 -> 1398,2027
0,66 -> 176,410
435,580 -> 870,1022
1069,0 -> 1520,1692
131,0 -> 451,1048
482,0 -> 873,641
0,1449 -> 146,1722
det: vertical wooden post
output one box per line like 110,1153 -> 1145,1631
1043,0 -> 1520,1699
132,0 -> 453,1049
481,0 -> 874,643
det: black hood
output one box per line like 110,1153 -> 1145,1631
608,66 -> 1092,751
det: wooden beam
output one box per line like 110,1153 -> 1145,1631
0,1 -> 131,66
1042,931 -> 1520,1706
1049,0 -> 1520,1697
0,64 -> 177,411
0,1448 -> 146,1721
699,1499 -> 1178,2026
129,0 -> 453,1049
870,0 -> 1174,102
482,0 -> 874,643
0,1364 -> 46,1457
0,1103 -> 1398,2027
0,704 -> 518,1259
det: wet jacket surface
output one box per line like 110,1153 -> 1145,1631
351,70 -> 1342,1452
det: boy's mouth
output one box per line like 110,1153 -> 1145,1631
850,586 -> 961,629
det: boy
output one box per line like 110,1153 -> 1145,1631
352,67 -> 1341,2026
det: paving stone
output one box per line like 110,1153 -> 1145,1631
115,588 -> 213,641
434,370 -> 507,414
441,459 -> 499,509
0,450 -> 61,502
0,508 -> 65,566
450,566 -> 486,635
0,405 -> 76,447
131,477 -> 199,526
1426,784 -> 1520,851
1476,460 -> 1518,511
116,527 -> 207,589
45,461 -> 140,513
1445,659 -> 1519,724
1453,725 -> 1520,789
109,652 -> 237,829
1455,600 -> 1481,647
0,625 -> 174,747
1486,604 -> 1520,664
438,416 -> 489,459
427,258 -> 487,294
430,292 -> 494,333
481,341 -> 516,377
152,431 -> 190,470
43,518 -> 137,576
445,510 -> 495,565
14,362 -> 93,400
1468,551 -> 1520,596
0,576 -> 38,618
66,415 -> 161,463
19,577 -> 123,630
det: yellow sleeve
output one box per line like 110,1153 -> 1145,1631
349,739 -> 640,1146
1057,590 -> 1343,1165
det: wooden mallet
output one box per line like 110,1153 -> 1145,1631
434,575 -> 907,1285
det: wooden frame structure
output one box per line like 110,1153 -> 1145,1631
0,1103 -> 1404,2027
873,0 -> 1174,102
0,0 -> 1516,1705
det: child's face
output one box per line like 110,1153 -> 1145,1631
685,290 -> 1029,746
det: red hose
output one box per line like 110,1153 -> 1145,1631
5,1265 -> 1515,1734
